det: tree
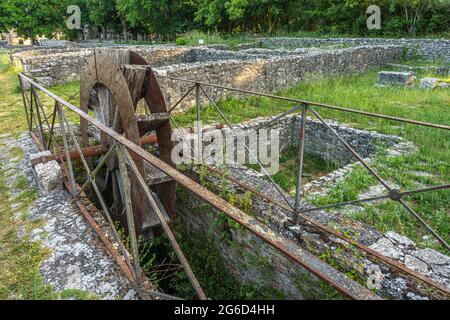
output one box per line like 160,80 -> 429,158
117,0 -> 195,37
0,0 -> 67,44
193,0 -> 228,31
224,0 -> 288,33
90,0 -> 123,38
396,0 -> 431,36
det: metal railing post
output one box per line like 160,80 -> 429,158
116,146 -> 142,281
30,86 -> 47,147
47,102 -> 57,150
294,104 -> 308,221
17,75 -> 31,131
56,103 -> 77,196
195,83 -> 202,164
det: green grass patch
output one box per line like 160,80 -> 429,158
248,146 -> 338,194
176,31 -> 253,49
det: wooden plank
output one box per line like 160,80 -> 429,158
136,113 -> 169,135
144,162 -> 173,185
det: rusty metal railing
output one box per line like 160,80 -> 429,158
17,71 -> 450,300
158,75 -> 450,298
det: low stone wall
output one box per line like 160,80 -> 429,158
259,37 -> 450,61
13,45 -> 271,85
13,42 -> 401,99
20,49 -> 93,85
12,46 -> 191,84
193,114 -> 400,168
156,45 -> 402,112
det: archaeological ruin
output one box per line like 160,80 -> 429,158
3,37 -> 449,300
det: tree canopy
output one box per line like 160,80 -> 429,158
0,0 -> 448,41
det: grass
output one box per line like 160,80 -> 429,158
0,51 -> 28,135
0,51 -> 98,299
248,146 -> 338,195
115,31 -> 253,49
175,31 -> 253,49
118,31 -> 450,48
0,144 -> 97,299
174,65 -> 449,162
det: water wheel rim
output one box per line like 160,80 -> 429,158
79,48 -> 146,233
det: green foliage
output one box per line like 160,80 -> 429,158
116,0 -> 197,36
175,36 -> 187,46
0,0 -> 70,43
1,0 -> 449,42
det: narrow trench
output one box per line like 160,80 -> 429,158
72,144 -> 344,299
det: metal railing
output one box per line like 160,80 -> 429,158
160,76 -> 450,250
18,71 -> 450,300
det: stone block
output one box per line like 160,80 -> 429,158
30,151 -> 63,193
419,78 -> 438,89
377,71 -> 414,86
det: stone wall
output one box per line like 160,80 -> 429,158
195,114 -> 401,167
156,45 -> 402,112
13,43 -> 401,103
13,45 -> 270,86
177,194 -> 345,299
259,37 -> 450,61
20,49 -> 93,85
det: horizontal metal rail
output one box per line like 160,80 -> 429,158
158,75 -> 450,131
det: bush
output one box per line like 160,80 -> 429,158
175,37 -> 187,46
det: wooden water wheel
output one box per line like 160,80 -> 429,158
79,49 -> 176,239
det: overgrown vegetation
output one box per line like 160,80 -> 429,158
129,214 -> 283,300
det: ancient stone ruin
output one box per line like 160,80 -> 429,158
7,37 -> 450,300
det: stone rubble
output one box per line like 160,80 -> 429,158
30,151 -> 63,193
